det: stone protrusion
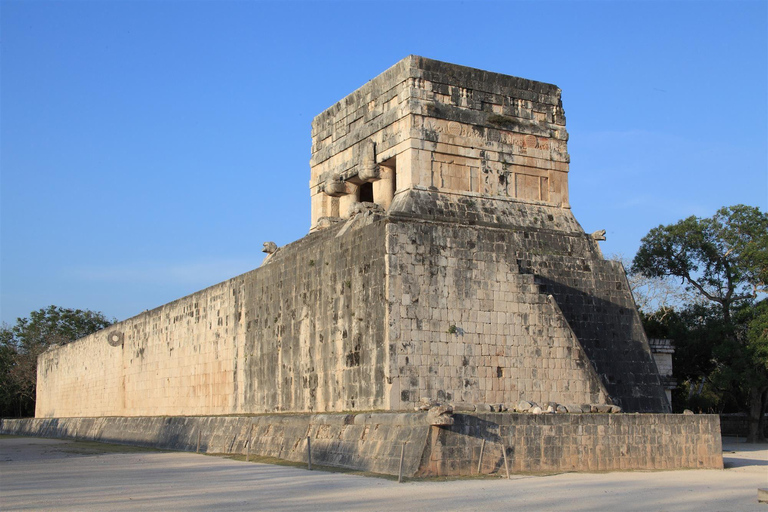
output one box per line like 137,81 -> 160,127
358,140 -> 380,182
323,178 -> 347,197
315,217 -> 344,230
516,400 -> 534,412
427,404 -> 454,426
260,241 -> 279,267
106,331 -> 124,347
416,397 -> 440,411
347,201 -> 384,217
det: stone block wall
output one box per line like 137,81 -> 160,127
385,215 -> 609,410
241,217 -> 389,413
36,198 -> 668,417
417,413 -> 723,476
1,412 -> 722,477
532,259 -> 669,412
406,57 -> 569,205
0,413 -> 430,477
36,220 -> 392,417
385,190 -> 670,413
35,277 -> 244,418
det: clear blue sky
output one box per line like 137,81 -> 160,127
1,0 -> 766,324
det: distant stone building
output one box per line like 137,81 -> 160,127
648,338 -> 677,405
35,56 -> 671,419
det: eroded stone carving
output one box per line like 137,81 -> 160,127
591,229 -> 607,241
323,177 -> 347,197
358,140 -> 380,182
347,201 -> 384,217
427,404 -> 454,426
316,217 -> 344,230
261,241 -> 278,266
106,331 -> 124,347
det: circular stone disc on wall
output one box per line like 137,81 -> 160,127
107,331 -> 124,347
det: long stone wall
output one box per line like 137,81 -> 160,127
36,197 -> 669,417
0,412 -> 722,477
35,221 -> 393,417
0,414 -> 428,477
36,198 -> 668,417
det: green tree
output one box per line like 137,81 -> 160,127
741,300 -> 768,439
0,306 -> 113,417
632,205 -> 768,441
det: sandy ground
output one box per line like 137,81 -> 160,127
1,436 -> 766,511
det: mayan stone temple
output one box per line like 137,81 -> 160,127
2,56 -> 722,477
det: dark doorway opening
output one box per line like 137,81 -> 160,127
358,182 -> 374,203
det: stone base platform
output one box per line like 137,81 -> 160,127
0,412 -> 723,477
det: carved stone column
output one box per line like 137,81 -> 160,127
373,165 -> 396,211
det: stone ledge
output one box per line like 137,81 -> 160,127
1,412 -> 722,478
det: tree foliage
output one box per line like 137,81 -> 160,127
0,306 -> 113,417
633,205 -> 767,323
632,205 -> 768,441
611,254 -> 704,321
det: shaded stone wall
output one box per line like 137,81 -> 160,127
0,414 -> 429,477
417,413 -> 723,476
385,189 -> 670,413
385,211 -> 609,410
532,260 -> 669,412
1,412 -> 722,477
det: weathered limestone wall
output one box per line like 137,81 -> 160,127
35,278 -> 244,418
386,190 -> 670,413
37,207 -> 621,418
0,412 -> 723,476
385,209 -> 609,410
405,57 -> 569,205
533,259 -> 669,412
36,221 -> 392,417
242,218 -> 389,413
